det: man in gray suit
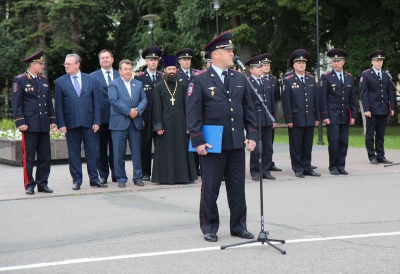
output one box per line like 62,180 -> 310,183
108,59 -> 147,188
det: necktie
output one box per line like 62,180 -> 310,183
185,71 -> 190,80
106,71 -> 112,85
378,72 -> 381,81
222,71 -> 229,91
257,78 -> 262,87
73,76 -> 81,97
152,74 -> 156,84
300,76 -> 305,87
339,73 -> 343,84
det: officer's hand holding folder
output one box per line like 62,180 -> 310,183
188,125 -> 223,153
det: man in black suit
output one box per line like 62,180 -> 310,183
245,55 -> 277,181
55,53 -> 106,190
359,50 -> 395,165
319,49 -> 357,175
90,49 -> 120,184
11,49 -> 56,195
134,46 -> 163,181
186,31 -> 257,243
260,53 -> 282,172
281,49 -> 321,178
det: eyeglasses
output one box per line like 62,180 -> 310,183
63,63 -> 76,66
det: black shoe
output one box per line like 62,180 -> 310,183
311,165 -> 317,169
72,183 -> 80,190
305,170 -> 321,177
204,233 -> 218,242
142,175 -> 150,181
111,177 -> 117,182
38,186 -> 53,193
251,176 -> 260,181
90,181 -> 108,188
295,172 -> 305,178
263,174 -> 276,180
330,170 -> 340,175
25,187 -> 34,195
99,178 -> 107,184
270,166 -> 282,172
118,182 -> 126,188
378,158 -> 393,164
338,170 -> 349,175
370,159 -> 379,165
231,230 -> 254,239
134,179 -> 144,186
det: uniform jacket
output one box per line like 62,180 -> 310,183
108,77 -> 147,131
263,75 -> 281,102
89,69 -> 120,124
134,70 -> 163,115
248,76 -> 277,127
186,67 -> 257,150
282,73 -> 320,127
55,73 -> 100,129
11,72 -> 56,132
359,68 -> 394,115
319,70 -> 357,124
177,67 -> 198,86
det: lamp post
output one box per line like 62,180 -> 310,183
213,0 -> 220,36
316,0 -> 324,145
142,14 -> 161,46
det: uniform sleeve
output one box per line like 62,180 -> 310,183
186,76 -> 206,147
349,76 -> 357,120
313,78 -> 320,121
242,79 -> 257,141
273,77 -> 281,102
319,75 -> 329,120
151,85 -> 163,132
46,84 -> 57,124
281,78 -> 293,124
11,77 -> 26,127
359,73 -> 370,112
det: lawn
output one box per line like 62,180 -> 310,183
274,126 -> 400,150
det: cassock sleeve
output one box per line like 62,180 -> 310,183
152,84 -> 163,132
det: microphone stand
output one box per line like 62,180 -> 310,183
221,73 -> 286,255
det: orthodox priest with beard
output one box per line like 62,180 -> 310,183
151,56 -> 198,184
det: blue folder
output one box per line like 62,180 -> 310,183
188,125 -> 223,153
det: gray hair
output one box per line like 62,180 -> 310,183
66,53 -> 81,64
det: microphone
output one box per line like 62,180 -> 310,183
385,70 -> 393,80
233,56 -> 246,71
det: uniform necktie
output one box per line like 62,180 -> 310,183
378,72 -> 381,81
73,76 -> 81,97
186,70 -> 190,80
339,73 -> 343,84
257,78 -> 262,87
152,74 -> 156,84
106,71 -> 112,85
300,76 -> 305,87
222,71 -> 229,91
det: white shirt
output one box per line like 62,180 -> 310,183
123,78 -> 132,97
101,68 -> 113,85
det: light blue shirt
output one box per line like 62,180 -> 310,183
334,70 -> 344,82
211,64 -> 228,83
372,67 -> 382,78
70,71 -> 82,88
146,69 -> 156,81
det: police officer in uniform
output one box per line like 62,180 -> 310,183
186,31 -> 257,242
260,53 -> 282,172
134,46 -> 163,181
319,49 -> 357,175
359,50 -> 395,164
204,51 -> 212,69
245,55 -> 276,181
11,49 -> 56,195
282,49 -> 321,178
176,48 -> 199,86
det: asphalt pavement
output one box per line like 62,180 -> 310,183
0,143 -> 399,273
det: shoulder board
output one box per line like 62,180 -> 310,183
345,72 -> 352,76
192,68 -> 199,72
156,71 -> 163,75
39,74 -> 47,79
283,70 -> 294,77
306,74 -> 315,79
270,75 -> 277,79
323,71 -> 331,75
195,69 -> 207,76
136,72 -> 145,77
305,71 -> 312,76
16,73 -> 25,79
284,74 -> 294,80
362,69 -> 370,74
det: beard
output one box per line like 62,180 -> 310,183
164,73 -> 177,83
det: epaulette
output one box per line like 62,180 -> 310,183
323,71 -> 330,75
156,71 -> 163,75
192,68 -> 199,73
305,71 -> 312,76
136,71 -> 145,77
362,69 -> 370,74
284,74 -> 294,80
16,73 -> 25,79
345,72 -> 352,76
306,74 -> 315,79
194,69 -> 207,76
39,74 -> 47,79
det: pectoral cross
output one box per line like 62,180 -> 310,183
170,96 -> 175,105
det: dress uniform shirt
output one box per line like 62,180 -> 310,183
211,64 -> 226,83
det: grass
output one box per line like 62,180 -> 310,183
274,126 -> 400,150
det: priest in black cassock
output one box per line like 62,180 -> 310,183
151,56 -> 198,184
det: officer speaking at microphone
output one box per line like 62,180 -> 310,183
11,49 -> 57,195
186,31 -> 257,243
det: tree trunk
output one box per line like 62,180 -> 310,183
70,10 -> 80,56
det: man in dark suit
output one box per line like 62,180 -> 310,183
90,49 -> 120,184
134,46 -> 163,182
319,49 -> 357,175
109,59 -> 147,188
55,53 -> 105,190
245,55 -> 277,181
11,49 -> 56,195
359,50 -> 395,165
186,31 -> 257,243
260,53 -> 282,172
281,49 -> 321,178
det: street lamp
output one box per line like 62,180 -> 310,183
213,0 -> 220,36
142,14 -> 161,46
316,0 -> 324,145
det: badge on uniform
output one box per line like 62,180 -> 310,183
188,83 -> 194,96
360,76 -> 363,83
43,83 -> 49,87
331,84 -> 336,90
208,87 -> 216,96
26,84 -> 33,91
144,84 -> 149,91
291,83 -> 299,89
13,83 -> 18,92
